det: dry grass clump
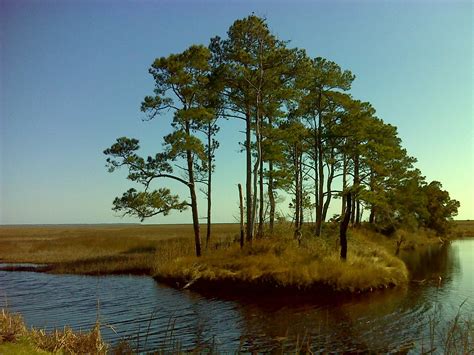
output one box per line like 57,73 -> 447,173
1,308 -> 26,343
154,233 -> 409,293
1,309 -> 108,354
29,323 -> 107,354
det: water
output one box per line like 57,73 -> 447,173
1,239 -> 473,352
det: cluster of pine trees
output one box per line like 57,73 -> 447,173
104,16 -> 459,257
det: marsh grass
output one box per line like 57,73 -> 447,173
1,309 -> 107,354
423,301 -> 474,354
154,227 -> 409,292
453,220 -> 474,238
0,224 -> 238,275
0,308 -> 26,343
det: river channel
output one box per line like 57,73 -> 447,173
1,239 -> 473,352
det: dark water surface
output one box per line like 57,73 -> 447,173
1,239 -> 473,352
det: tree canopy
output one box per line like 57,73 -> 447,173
104,15 -> 459,257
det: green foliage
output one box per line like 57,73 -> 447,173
112,188 -> 188,221
142,44 -> 212,116
421,181 -> 460,235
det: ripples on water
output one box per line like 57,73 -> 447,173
1,239 -> 473,352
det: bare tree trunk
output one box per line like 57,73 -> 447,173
206,122 -> 212,249
341,154 -> 347,216
354,155 -> 361,227
252,116 -> 260,239
369,209 -> 375,224
299,152 -> 304,229
238,183 -> 244,248
268,160 -> 275,235
315,106 -> 324,236
245,108 -> 253,243
322,150 -> 335,222
314,142 -> 319,234
351,154 -> 359,225
369,170 -> 375,224
356,200 -> 361,226
256,39 -> 264,240
185,121 -> 201,257
340,191 -> 351,260
258,128 -> 264,239
268,116 -> 275,235
294,144 -> 301,239
312,116 -> 319,236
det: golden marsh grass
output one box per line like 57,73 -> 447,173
154,230 -> 409,292
0,224 -> 239,275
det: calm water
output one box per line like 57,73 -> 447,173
1,239 -> 473,352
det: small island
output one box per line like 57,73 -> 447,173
100,15 -> 459,296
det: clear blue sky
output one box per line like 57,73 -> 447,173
1,0 -> 472,224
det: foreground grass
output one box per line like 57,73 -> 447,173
0,309 -> 107,354
2,306 -> 472,354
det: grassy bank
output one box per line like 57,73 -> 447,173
152,222 -> 455,293
154,227 -> 409,293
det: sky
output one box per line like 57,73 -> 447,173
0,0 -> 472,224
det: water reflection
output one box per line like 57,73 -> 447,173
1,240 -> 472,352
401,242 -> 460,282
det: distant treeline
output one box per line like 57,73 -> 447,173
104,15 -> 459,257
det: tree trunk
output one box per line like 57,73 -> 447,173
322,151 -> 335,222
268,160 -> 275,235
245,108 -> 253,243
356,200 -> 361,226
299,151 -> 304,229
369,209 -> 375,224
315,107 -> 324,236
258,127 -> 264,239
268,116 -> 275,236
354,153 -> 361,226
341,153 -> 347,216
340,191 -> 352,260
206,122 -> 212,249
294,144 -> 301,239
238,183 -> 244,248
252,119 -> 260,240
351,154 -> 359,225
312,117 -> 319,236
369,170 -> 375,224
185,122 -> 201,257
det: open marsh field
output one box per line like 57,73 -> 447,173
0,224 -> 239,274
453,220 -> 474,238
